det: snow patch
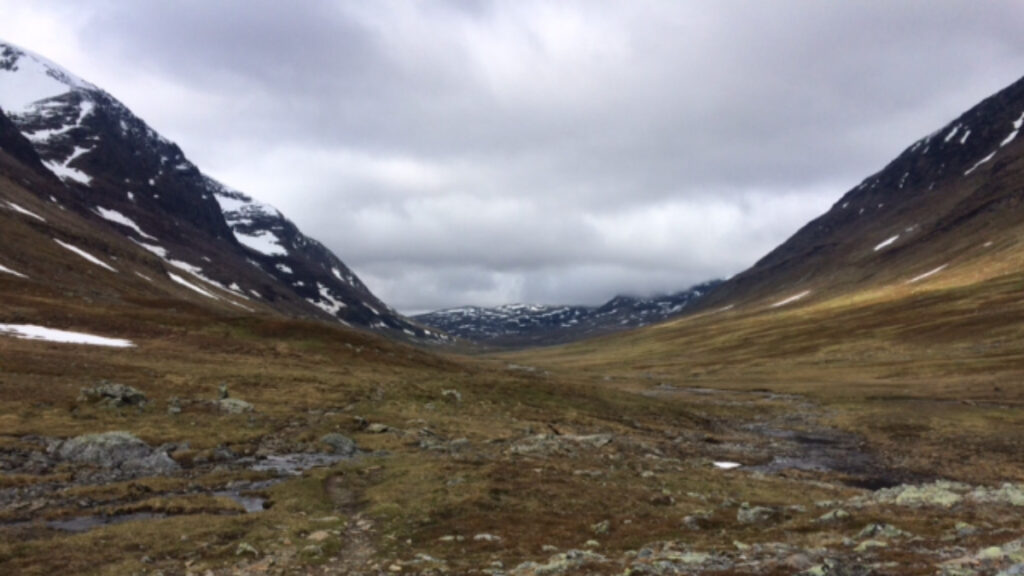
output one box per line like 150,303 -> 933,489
771,290 -> 811,308
713,461 -> 742,470
234,230 -> 287,257
0,42 -> 95,113
131,239 -> 168,258
275,263 -> 293,274
43,145 -> 92,185
95,206 -> 157,240
874,234 -> 900,252
0,323 -> 133,347
1000,111 -> 1024,147
4,201 -> 45,222
907,264 -> 948,284
311,283 -> 348,316
54,239 -> 116,272
964,151 -> 997,176
168,272 -> 219,300
0,263 -> 27,278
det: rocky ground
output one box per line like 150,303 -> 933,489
2,379 -> 1023,575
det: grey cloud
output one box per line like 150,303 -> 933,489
3,1 -> 1024,311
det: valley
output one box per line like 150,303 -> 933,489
2,18 -> 1024,576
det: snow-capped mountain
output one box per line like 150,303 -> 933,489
699,72 -> 1024,312
0,40 -> 443,341
415,280 -> 720,347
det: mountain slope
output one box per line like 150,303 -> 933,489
0,41 -> 443,342
415,280 -> 719,347
700,74 -> 1024,312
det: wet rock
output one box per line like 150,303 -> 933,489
737,503 -> 777,525
55,431 -> 179,476
78,382 -> 146,408
320,433 -> 357,456
216,398 -> 253,414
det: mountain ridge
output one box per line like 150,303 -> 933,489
415,280 -> 720,347
0,40 -> 446,342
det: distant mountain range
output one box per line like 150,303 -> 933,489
0,40 -> 446,342
414,280 -> 720,347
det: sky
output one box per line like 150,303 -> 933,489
2,1 -> 1024,313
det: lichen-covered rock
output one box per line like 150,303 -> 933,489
817,508 -> 851,524
507,434 -> 613,458
320,433 -> 357,456
55,431 -> 179,476
78,382 -> 147,407
737,503 -> 777,525
216,398 -> 253,414
511,549 -> 607,576
969,483 -> 1024,507
857,523 -> 911,540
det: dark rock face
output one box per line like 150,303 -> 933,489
701,74 -> 1024,310
0,41 -> 442,342
415,280 -> 720,347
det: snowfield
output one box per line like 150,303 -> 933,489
0,323 -> 134,347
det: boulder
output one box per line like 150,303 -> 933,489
737,503 -> 777,525
55,431 -> 179,476
216,398 -> 254,414
320,433 -> 358,456
78,382 -> 147,408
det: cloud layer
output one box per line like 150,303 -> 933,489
3,1 -> 1024,311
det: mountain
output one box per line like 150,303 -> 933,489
0,41 -> 444,342
414,280 -> 720,347
699,74 -> 1024,312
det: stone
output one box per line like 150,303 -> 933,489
969,483 -> 1024,507
591,520 -> 610,535
857,523 -> 910,540
55,431 -> 179,475
737,503 -> 776,525
78,382 -> 147,408
854,539 -> 888,553
366,423 -> 389,434
235,542 -> 259,557
218,384 -> 229,399
510,550 -> 606,576
307,530 -> 330,542
216,398 -> 253,414
320,433 -> 357,456
441,389 -> 462,403
473,533 -> 501,542
817,509 -> 851,524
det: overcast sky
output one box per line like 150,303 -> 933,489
2,1 -> 1024,312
